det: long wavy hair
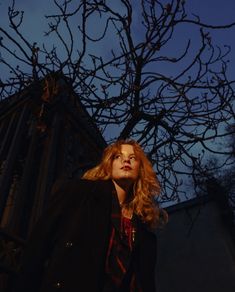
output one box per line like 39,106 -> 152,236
82,139 -> 167,228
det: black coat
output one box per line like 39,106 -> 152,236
15,179 -> 157,292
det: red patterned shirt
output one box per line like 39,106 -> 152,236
103,190 -> 142,292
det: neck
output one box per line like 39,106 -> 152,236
112,179 -> 133,205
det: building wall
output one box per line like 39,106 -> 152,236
0,77 -> 107,291
0,79 -> 106,239
156,200 -> 235,292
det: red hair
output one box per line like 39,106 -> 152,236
82,139 -> 167,227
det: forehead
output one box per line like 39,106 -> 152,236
119,144 -> 135,154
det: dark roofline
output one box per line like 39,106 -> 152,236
165,194 -> 212,214
0,75 -> 107,149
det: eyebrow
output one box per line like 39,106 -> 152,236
119,153 -> 137,159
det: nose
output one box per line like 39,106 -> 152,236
122,156 -> 130,164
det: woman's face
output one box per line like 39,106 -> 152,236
111,144 -> 140,183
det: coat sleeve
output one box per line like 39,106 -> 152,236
12,179 -> 84,292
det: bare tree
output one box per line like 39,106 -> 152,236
189,123 -> 235,230
1,0 -> 235,202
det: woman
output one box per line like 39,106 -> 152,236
15,139 -> 167,292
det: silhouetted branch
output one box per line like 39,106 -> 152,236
1,0 -> 235,201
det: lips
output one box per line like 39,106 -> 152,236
121,165 -> 132,170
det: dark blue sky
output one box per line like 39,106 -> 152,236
0,1 -> 234,203
1,0 -> 235,78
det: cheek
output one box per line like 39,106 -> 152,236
111,161 -> 118,175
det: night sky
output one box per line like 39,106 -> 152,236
0,0 -> 235,79
0,1 -> 235,204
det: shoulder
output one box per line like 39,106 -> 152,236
45,179 -> 114,219
64,178 -> 114,192
51,178 -> 100,194
50,178 -> 114,202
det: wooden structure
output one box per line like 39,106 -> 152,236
0,74 -> 106,290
